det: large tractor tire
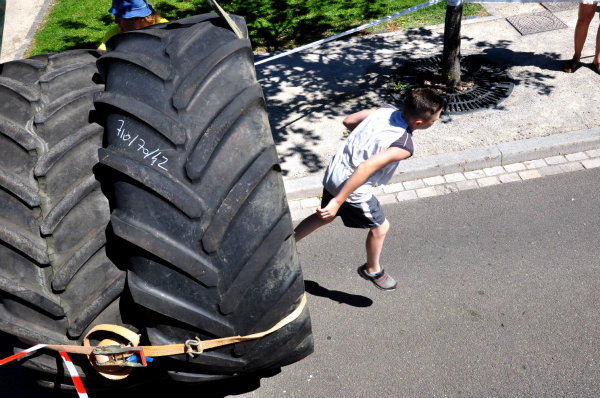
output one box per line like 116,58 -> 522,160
0,50 -> 137,386
95,14 -> 313,382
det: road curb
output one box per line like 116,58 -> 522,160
497,127 -> 600,164
284,127 -> 600,201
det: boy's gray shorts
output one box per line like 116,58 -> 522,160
321,189 -> 385,229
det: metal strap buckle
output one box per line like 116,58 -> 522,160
91,345 -> 147,367
184,337 -> 204,358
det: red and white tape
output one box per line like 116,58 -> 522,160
1,344 -> 88,398
0,343 -> 47,365
59,351 -> 89,398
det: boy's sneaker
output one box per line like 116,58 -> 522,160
357,264 -> 398,291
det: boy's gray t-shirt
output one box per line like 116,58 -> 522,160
323,107 -> 412,203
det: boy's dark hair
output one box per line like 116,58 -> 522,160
402,88 -> 445,121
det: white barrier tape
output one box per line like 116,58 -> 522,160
1,346 -> 88,397
255,0 -> 588,66
255,0 -> 444,66
59,351 -> 89,398
0,344 -> 47,365
454,0 -> 586,4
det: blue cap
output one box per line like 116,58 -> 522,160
109,0 -> 154,18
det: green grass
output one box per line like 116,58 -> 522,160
29,0 -> 486,56
29,0 -> 111,55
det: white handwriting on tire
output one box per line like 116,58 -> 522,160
116,120 -> 168,171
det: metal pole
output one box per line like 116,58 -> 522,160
0,0 -> 6,59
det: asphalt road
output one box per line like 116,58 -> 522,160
249,167 -> 600,397
2,168 -> 598,397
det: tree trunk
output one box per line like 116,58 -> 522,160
442,3 -> 463,87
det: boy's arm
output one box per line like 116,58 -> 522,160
343,108 -> 377,132
317,147 -> 411,220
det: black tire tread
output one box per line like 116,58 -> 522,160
0,168 -> 41,206
94,91 -> 186,145
110,209 -> 219,285
0,219 -> 50,264
201,147 -> 280,253
0,118 -> 40,150
0,76 -> 40,101
40,175 -> 100,235
172,38 -> 253,110
185,83 -> 264,180
35,124 -> 103,177
98,148 -> 205,218
0,51 -> 126,351
96,14 -> 312,380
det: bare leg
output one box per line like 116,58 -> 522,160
573,4 -> 597,60
365,219 -> 390,273
294,212 -> 333,242
564,4 -> 597,71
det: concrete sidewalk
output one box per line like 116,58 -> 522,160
0,0 -> 51,63
254,3 -> 600,202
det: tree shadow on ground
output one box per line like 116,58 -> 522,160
56,36 -> 101,50
58,20 -> 88,30
256,28 -> 441,175
475,38 -> 561,96
257,31 -> 559,175
41,16 -> 115,53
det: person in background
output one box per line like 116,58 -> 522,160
562,1 -> 599,74
98,0 -> 167,50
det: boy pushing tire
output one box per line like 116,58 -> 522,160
294,88 -> 445,291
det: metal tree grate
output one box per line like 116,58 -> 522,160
389,55 -> 515,115
541,2 -> 579,12
506,11 -> 568,36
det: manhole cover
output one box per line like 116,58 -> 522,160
541,2 -> 579,12
506,11 -> 568,35
388,55 -> 515,115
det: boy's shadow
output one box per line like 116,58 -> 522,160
304,280 -> 373,307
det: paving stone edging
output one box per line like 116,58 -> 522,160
285,128 -> 600,221
284,127 -> 600,201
